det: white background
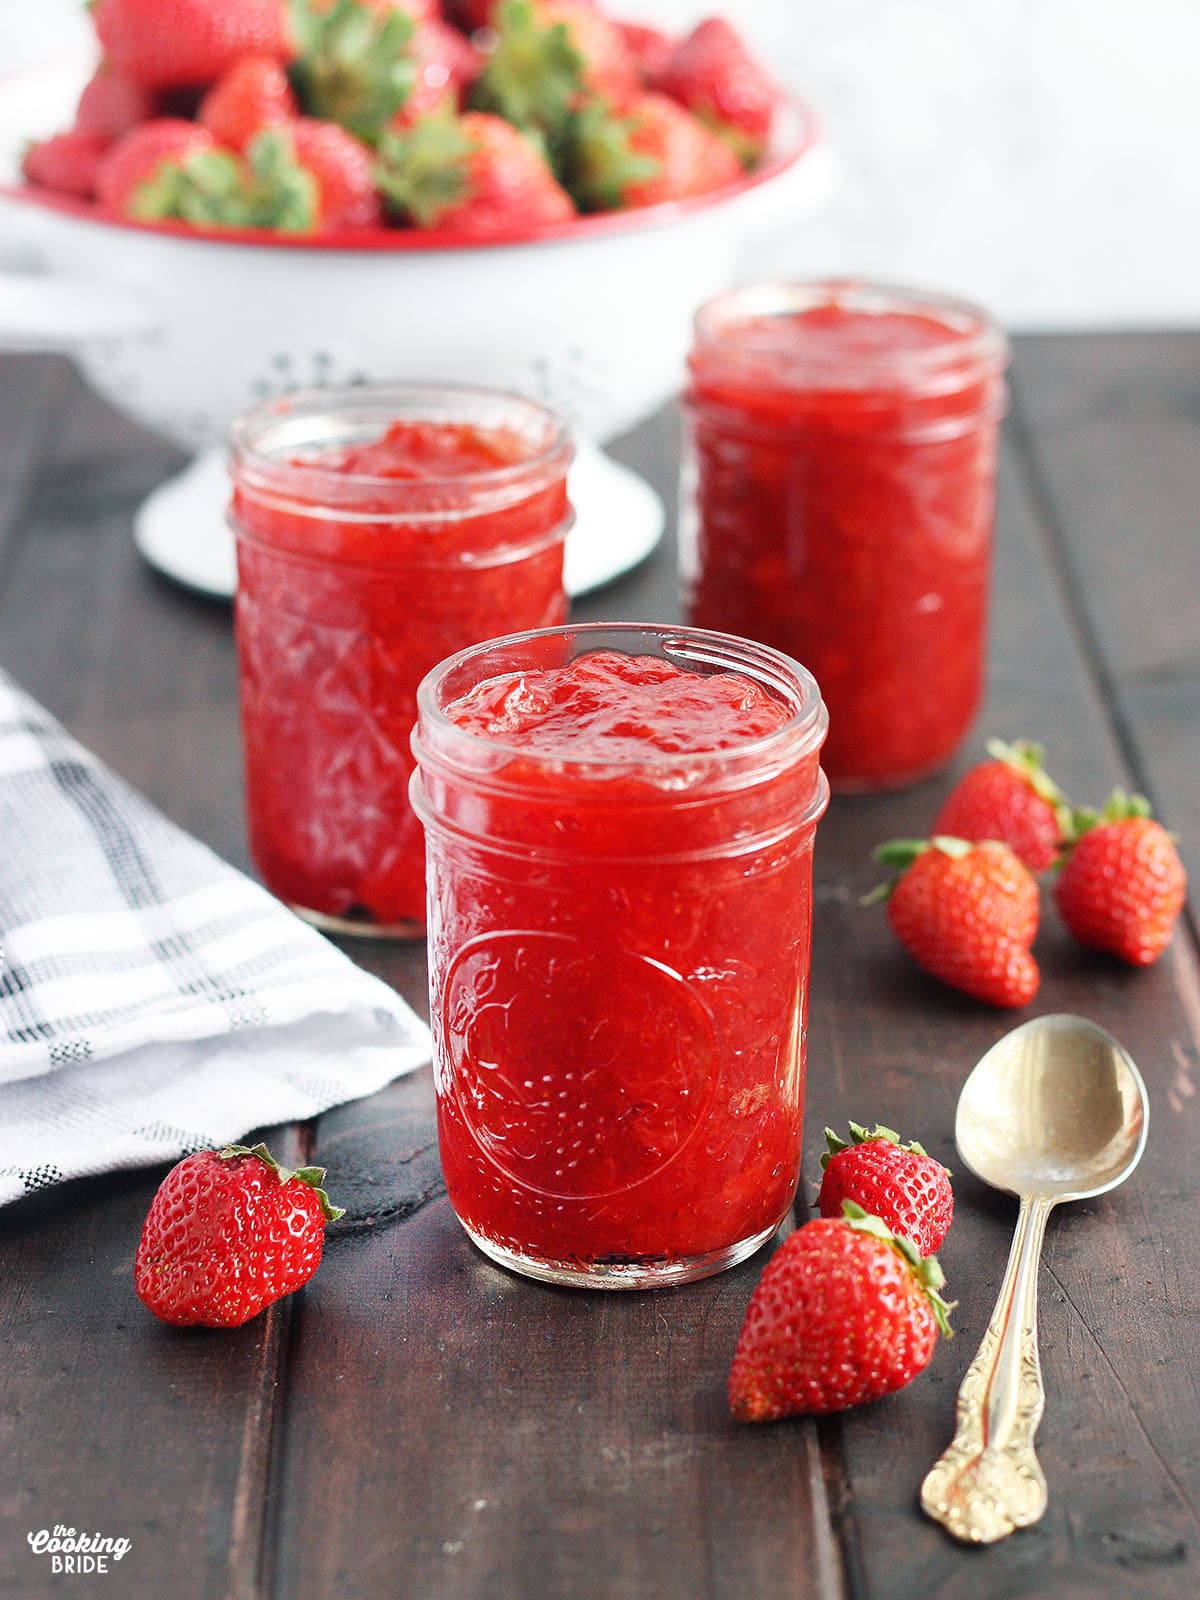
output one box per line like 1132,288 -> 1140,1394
1,0 -> 1196,330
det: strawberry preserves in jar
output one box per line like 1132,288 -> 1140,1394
229,383 -> 572,935
683,281 -> 1009,789
411,624 -> 829,1288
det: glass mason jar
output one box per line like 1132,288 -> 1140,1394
410,623 -> 829,1288
229,382 -> 573,936
682,280 -> 1010,790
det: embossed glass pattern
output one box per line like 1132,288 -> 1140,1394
411,624 -> 830,1288
229,383 -> 573,936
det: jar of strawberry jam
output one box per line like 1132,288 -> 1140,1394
411,623 -> 829,1288
230,383 -> 572,936
682,281 -> 1010,790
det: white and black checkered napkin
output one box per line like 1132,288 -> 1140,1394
0,670 -> 431,1205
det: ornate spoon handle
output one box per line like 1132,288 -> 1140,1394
920,1193 -> 1054,1543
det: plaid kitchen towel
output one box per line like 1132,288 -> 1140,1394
0,669 -> 431,1205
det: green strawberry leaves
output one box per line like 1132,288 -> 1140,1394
1062,786 -> 1155,848
560,98 -> 660,212
862,835 -> 973,904
821,1120 -> 943,1169
376,116 -> 474,226
219,1142 -> 345,1222
470,0 -> 584,152
842,1202 -> 955,1337
128,132 -> 320,233
290,0 -> 419,147
986,736 -> 1073,838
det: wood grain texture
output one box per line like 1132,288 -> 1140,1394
806,424 -> 1200,1600
0,1124 -> 305,1600
1006,332 -> 1200,897
0,341 -> 1196,1600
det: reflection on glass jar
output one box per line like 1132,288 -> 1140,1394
228,382 -> 573,936
683,280 -> 1010,790
411,623 -> 829,1288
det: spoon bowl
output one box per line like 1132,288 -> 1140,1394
956,1013 -> 1148,1203
921,1014 -> 1149,1544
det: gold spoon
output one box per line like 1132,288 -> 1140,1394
921,1013 -> 1148,1544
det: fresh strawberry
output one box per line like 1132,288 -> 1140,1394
818,1122 -> 953,1256
653,16 -> 775,166
614,19 -> 675,86
135,1142 -> 343,1328
92,0 -> 294,90
100,114 -> 378,233
199,56 -> 298,151
871,836 -> 1040,1008
96,118 -> 222,217
1055,791 -> 1187,967
728,1204 -> 953,1421
377,109 -> 574,236
75,64 -> 158,141
22,129 -> 110,199
933,738 -> 1070,873
566,92 -> 741,211
471,0 -> 637,149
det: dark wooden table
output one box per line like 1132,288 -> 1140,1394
1,336 -> 1198,1600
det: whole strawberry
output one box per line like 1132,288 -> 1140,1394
1055,790 -> 1187,966
818,1122 -> 953,1256
377,110 -> 575,236
652,17 -> 776,166
566,92 -> 741,212
135,1142 -> 343,1327
93,0 -> 295,90
933,738 -> 1070,873
728,1204 -> 953,1421
471,0 -> 638,150
872,835 -> 1040,1008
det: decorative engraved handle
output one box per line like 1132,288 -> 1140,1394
920,1194 -> 1055,1543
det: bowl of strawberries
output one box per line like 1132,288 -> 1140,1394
0,0 -> 827,454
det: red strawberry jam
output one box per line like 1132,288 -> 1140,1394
411,626 -> 829,1287
683,281 -> 1009,789
230,385 -> 572,934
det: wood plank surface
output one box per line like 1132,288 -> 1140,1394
0,339 -> 1196,1600
1007,332 -> 1200,896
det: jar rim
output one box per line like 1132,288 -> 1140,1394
691,278 -> 1010,393
413,623 -> 829,784
228,380 -> 574,520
